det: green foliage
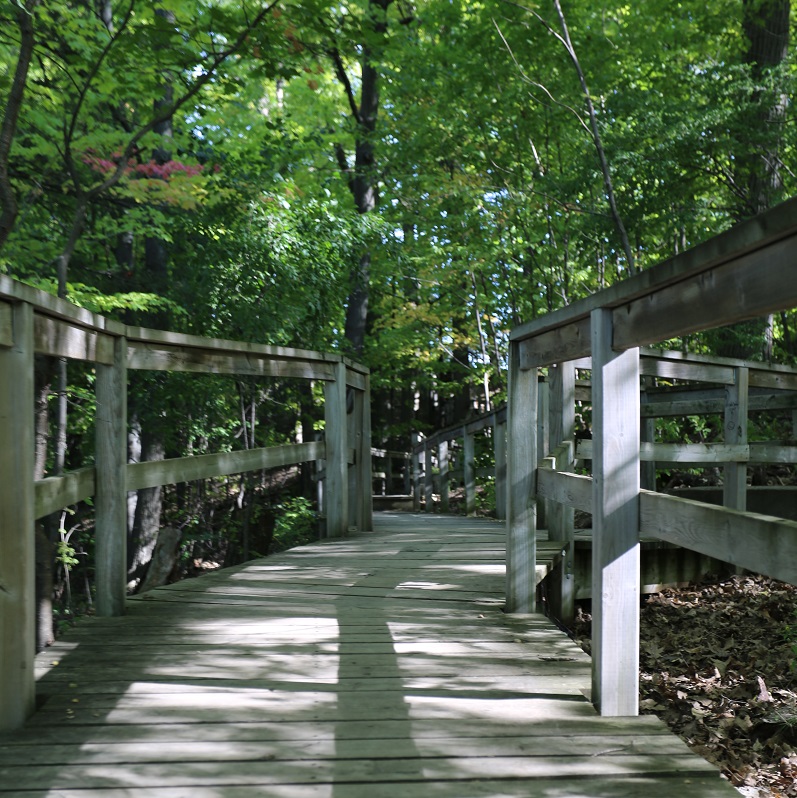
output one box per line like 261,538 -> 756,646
272,496 -> 317,552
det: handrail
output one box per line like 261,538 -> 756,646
0,274 -> 371,732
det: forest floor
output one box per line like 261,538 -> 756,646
572,574 -> 797,797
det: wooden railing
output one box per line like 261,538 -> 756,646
409,408 -> 508,517
506,196 -> 797,717
0,274 -> 371,732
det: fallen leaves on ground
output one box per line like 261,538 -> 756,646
573,575 -> 797,797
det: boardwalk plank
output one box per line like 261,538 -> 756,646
0,512 -> 737,797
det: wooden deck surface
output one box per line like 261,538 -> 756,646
0,512 -> 739,797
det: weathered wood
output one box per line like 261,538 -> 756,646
124,325 -> 343,365
640,491 -> 797,585
537,461 -> 592,513
519,317 -> 591,371
35,467 -> 95,520
723,367 -> 748,512
464,428 -> 476,515
639,357 -> 734,385
506,340 -> 538,613
9,513 -> 736,797
94,334 -> 128,617
640,380 -> 657,491
591,308 -> 640,717
127,343 -> 337,381
412,433 -> 422,512
355,380 -> 373,531
578,439 -> 752,465
614,236 -> 797,350
324,361 -> 348,537
0,301 -> 35,732
33,315 -> 115,364
439,439 -> 450,513
424,439 -> 435,512
548,362 -> 577,623
127,442 -> 323,491
0,300 -> 12,347
494,422 -> 506,521
513,200 -> 797,371
0,274 -> 126,336
642,391 -> 797,418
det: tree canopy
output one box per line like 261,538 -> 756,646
1,0 -> 795,446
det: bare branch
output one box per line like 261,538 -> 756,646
328,47 -> 361,124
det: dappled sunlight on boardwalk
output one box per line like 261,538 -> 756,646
0,513 -> 738,797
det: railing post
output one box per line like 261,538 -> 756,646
591,308 -> 640,717
464,426 -> 476,515
356,376 -> 372,531
640,376 -> 657,491
95,333 -> 128,617
324,359 -> 348,537
0,301 -> 35,731
536,378 -> 549,534
424,437 -> 434,512
724,366 -> 749,511
439,438 -> 450,513
506,339 -> 538,613
411,433 -> 421,512
548,361 -> 576,626
494,417 -> 507,521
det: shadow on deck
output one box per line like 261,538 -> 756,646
0,512 -> 738,797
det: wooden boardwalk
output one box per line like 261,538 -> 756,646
0,513 -> 738,797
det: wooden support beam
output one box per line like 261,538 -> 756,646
424,439 -> 434,512
506,340 -> 538,613
591,308 -> 640,717
640,380 -> 657,491
494,422 -> 506,521
548,362 -> 577,624
464,428 -> 476,515
94,335 -> 128,617
724,367 -> 749,512
0,300 -> 13,347
0,302 -> 35,731
357,378 -> 373,531
324,361 -> 348,537
519,317 -> 591,370
411,433 -> 421,512
439,439 -> 450,513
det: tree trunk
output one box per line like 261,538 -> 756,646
332,0 -> 394,358
715,0 -> 790,359
740,0 -> 790,217
0,0 -> 39,251
128,430 -> 165,585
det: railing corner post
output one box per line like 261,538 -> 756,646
590,308 -> 640,717
0,301 -> 35,731
324,359 -> 348,537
